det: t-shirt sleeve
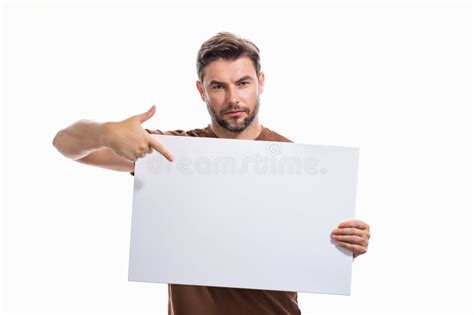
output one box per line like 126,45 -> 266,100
144,128 -> 165,135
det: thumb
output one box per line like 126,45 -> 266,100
136,105 -> 156,123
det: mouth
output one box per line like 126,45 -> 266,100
225,110 -> 245,117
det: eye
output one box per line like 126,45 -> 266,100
239,81 -> 250,87
212,84 -> 224,89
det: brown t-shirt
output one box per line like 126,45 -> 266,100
143,125 -> 301,315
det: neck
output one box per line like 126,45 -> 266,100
210,117 -> 262,140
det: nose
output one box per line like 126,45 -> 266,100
226,85 -> 240,105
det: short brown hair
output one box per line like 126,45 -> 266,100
196,32 -> 261,82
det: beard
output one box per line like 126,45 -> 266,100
206,97 -> 260,133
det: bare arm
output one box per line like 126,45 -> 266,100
52,119 -> 108,160
52,105 -> 174,172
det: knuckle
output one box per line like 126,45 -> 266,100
148,140 -> 157,148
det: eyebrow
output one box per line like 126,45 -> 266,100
208,75 -> 254,86
236,75 -> 254,83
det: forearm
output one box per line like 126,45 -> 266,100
52,119 -> 108,160
53,106 -> 172,168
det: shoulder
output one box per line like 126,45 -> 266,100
259,127 -> 293,143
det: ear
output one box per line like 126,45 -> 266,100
196,80 -> 206,102
257,71 -> 265,95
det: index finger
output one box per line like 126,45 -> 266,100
147,135 -> 174,162
338,220 -> 369,230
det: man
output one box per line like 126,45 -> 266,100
53,32 -> 370,315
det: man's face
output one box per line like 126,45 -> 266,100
196,57 -> 265,132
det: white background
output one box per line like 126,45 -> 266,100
2,1 -> 472,314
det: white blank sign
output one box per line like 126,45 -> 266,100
129,135 -> 359,295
